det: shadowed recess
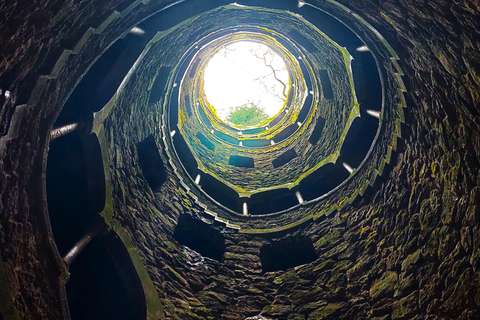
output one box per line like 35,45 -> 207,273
298,4 -> 363,50
173,214 -> 225,261
81,134 -> 106,214
340,115 -> 379,168
66,237 -> 143,320
196,132 -> 215,151
200,173 -> 242,212
248,188 -> 298,215
297,93 -> 313,123
214,130 -> 239,145
272,123 -> 298,143
351,52 -> 382,110
318,70 -> 334,100
299,162 -> 350,201
136,135 -> 166,192
308,117 -> 326,144
169,86 -> 179,125
57,34 -> 148,126
197,102 -> 211,126
269,110 -> 286,127
184,95 -> 193,117
243,127 -> 265,135
242,139 -> 270,147
288,29 -> 317,52
228,155 -> 254,168
46,132 -> 104,256
260,235 -> 318,272
149,67 -> 172,105
172,130 -> 198,178
272,148 -> 298,168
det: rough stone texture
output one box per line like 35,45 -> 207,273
0,0 -> 480,320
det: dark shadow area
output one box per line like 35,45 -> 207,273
340,114 -> 378,168
248,188 -> 298,215
272,123 -> 298,143
169,86 -> 179,126
197,104 -> 212,126
260,235 -> 318,272
242,139 -> 270,148
148,67 -> 172,105
318,70 -> 334,100
56,34 -> 148,127
184,95 -> 193,117
196,132 -> 215,151
297,5 -> 363,52
228,0 -> 300,11
288,29 -> 317,52
272,148 -> 298,168
269,110 -> 285,127
46,132 -> 105,256
228,155 -> 254,168
200,173 -> 242,212
308,117 -> 326,145
137,0 -> 229,32
172,130 -> 198,178
66,236 -> 144,320
173,214 -> 225,261
351,52 -> 382,111
298,162 -> 350,201
351,59 -> 367,103
298,59 -> 312,91
81,134 -> 106,214
136,135 -> 166,192
101,233 -> 147,316
214,130 -> 239,145
243,127 -> 265,135
297,93 -> 313,123
189,59 -> 201,78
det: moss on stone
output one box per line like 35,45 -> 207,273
370,271 -> 398,300
307,302 -> 345,319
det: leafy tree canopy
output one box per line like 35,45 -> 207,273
226,104 -> 269,127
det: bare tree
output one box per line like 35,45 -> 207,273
249,47 -> 289,101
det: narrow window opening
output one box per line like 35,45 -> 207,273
46,133 -> 105,256
272,149 -> 298,168
172,131 -> 198,178
308,117 -> 326,145
288,30 -> 316,52
66,236 -> 145,320
214,130 -> 239,145
272,123 -> 298,143
196,132 -> 215,151
148,67 -> 171,105
297,93 -> 312,123
318,70 -> 334,99
136,135 -> 166,192
200,174 -> 242,212
248,188 -> 298,215
228,155 -> 254,168
260,235 -> 318,272
242,139 -> 270,148
173,214 -> 225,261
298,162 -> 350,201
184,95 -> 193,117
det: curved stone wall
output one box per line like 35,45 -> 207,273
0,0 -> 479,319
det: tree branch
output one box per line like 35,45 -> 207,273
250,49 -> 288,100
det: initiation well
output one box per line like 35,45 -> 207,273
1,0 -> 479,319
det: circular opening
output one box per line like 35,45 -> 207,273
203,41 -> 290,127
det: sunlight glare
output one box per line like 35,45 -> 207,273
203,41 -> 290,126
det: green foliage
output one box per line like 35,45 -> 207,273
226,104 -> 269,126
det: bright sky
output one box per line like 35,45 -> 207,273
203,41 -> 289,122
